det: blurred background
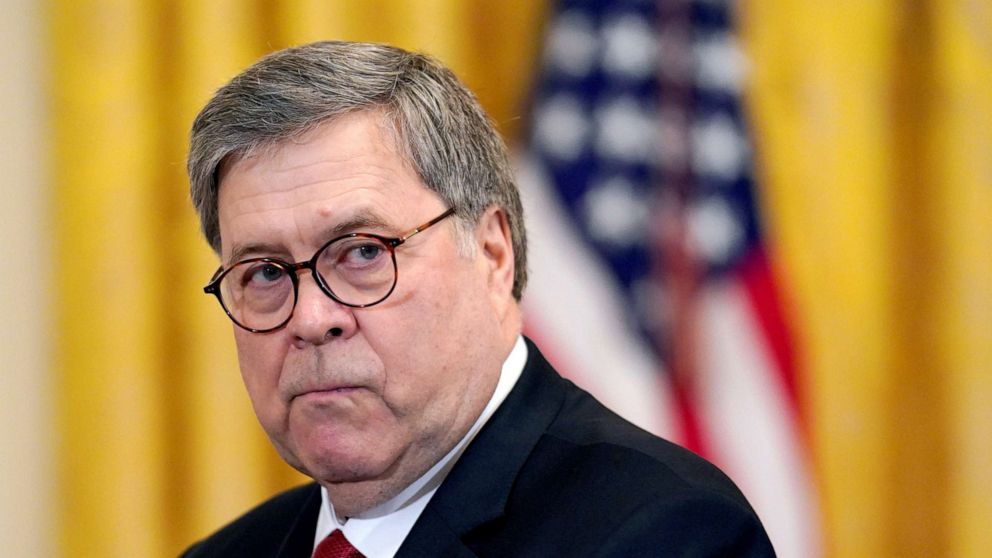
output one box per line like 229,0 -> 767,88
1,0 -> 989,556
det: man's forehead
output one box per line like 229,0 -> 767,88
218,186 -> 428,253
216,114 -> 416,207
217,110 -> 405,178
217,163 -> 441,259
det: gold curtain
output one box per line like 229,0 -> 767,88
51,2 -> 546,556
51,1 -> 991,557
743,1 -> 992,557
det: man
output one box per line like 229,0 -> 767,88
183,41 -> 774,557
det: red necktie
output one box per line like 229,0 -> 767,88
313,530 -> 365,558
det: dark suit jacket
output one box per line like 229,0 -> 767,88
183,338 -> 775,557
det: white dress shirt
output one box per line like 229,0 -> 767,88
312,336 -> 528,558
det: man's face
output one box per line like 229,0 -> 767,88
216,111 -> 515,513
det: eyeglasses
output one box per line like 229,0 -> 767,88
204,208 -> 456,333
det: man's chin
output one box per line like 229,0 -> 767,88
299,452 -> 411,517
288,443 -> 399,485
304,460 -> 381,484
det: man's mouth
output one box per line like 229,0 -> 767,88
292,385 -> 361,403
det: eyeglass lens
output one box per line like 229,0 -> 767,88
218,235 -> 395,331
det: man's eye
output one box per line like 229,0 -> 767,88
246,263 -> 285,285
338,242 -> 387,267
353,244 -> 382,261
321,238 -> 389,270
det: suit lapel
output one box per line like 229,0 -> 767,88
397,338 -> 567,556
393,506 -> 480,557
274,483 -> 322,558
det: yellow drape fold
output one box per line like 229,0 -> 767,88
743,1 -> 992,556
928,5 -> 992,555
54,1 -> 169,555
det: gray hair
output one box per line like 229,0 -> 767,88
188,41 -> 527,300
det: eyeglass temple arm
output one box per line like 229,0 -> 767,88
398,207 -> 456,242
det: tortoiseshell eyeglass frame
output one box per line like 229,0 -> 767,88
203,207 -> 456,333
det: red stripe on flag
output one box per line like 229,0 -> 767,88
736,247 -> 801,417
669,375 -> 708,456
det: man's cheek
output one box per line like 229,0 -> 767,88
238,353 -> 283,417
238,336 -> 281,376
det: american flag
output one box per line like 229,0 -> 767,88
517,0 -> 820,555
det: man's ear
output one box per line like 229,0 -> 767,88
475,206 -> 515,306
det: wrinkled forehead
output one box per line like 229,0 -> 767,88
214,111 -> 409,212
215,109 -> 408,187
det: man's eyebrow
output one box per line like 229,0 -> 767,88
318,211 -> 393,240
226,241 -> 286,267
226,210 -> 394,266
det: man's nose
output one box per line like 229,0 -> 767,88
287,273 -> 357,346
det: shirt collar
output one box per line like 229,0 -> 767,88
313,335 -> 528,557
